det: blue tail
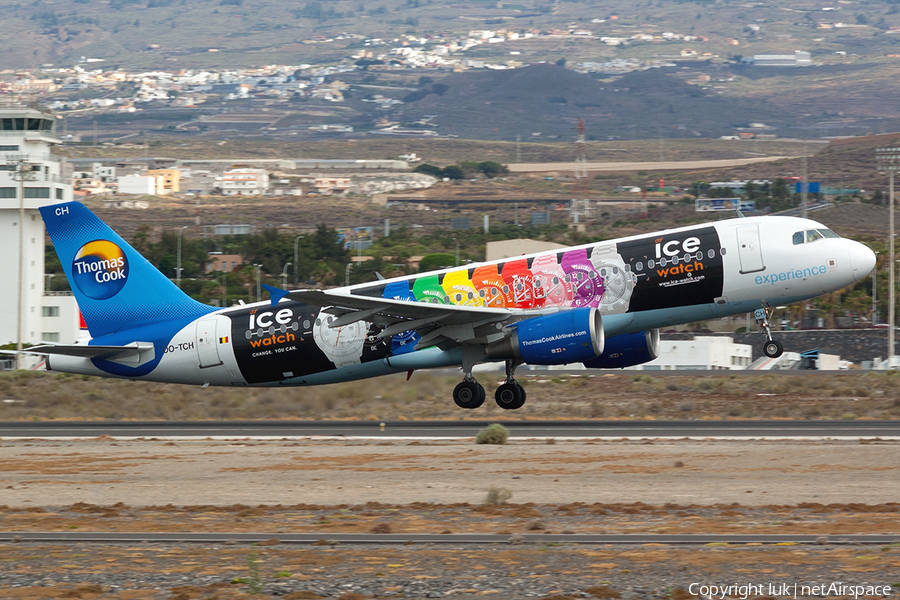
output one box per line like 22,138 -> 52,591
41,201 -> 215,338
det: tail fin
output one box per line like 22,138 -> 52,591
40,201 -> 214,338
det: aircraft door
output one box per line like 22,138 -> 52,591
736,225 -> 765,274
196,318 -> 223,368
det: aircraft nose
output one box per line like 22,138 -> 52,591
848,242 -> 876,282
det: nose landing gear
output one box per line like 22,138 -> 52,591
755,307 -> 784,358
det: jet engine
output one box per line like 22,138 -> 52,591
582,329 -> 660,369
487,307 -> 604,366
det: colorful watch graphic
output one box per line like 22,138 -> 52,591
383,280 -> 420,355
312,311 -> 366,368
472,264 -> 513,308
442,269 -> 483,307
412,274 -> 450,305
561,248 -> 603,308
591,244 -> 636,314
531,254 -> 573,308
501,258 -> 537,309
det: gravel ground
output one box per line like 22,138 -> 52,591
2,438 -> 898,599
1,541 -> 898,600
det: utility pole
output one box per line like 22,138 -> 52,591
876,147 -> 900,363
9,156 -> 37,370
801,139 -> 809,219
516,134 -> 521,164
293,234 -> 304,287
176,226 -> 188,288
570,118 -> 590,224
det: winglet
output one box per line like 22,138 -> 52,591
262,284 -> 290,307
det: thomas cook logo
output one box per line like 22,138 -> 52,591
72,240 -> 129,300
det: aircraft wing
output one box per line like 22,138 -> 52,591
287,289 -> 548,349
24,342 -> 155,362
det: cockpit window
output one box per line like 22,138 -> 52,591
806,230 -> 824,243
794,229 -> 838,245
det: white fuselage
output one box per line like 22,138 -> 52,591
47,215 -> 875,385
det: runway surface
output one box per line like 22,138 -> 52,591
1,532 -> 895,545
507,156 -> 795,173
1,419 -> 899,439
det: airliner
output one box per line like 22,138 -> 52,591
30,201 -> 875,410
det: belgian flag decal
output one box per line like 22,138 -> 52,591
219,336 -> 229,344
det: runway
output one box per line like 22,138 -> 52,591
1,419 -> 899,440
1,532 -> 895,545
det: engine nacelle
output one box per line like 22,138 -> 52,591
582,329 -> 660,369
487,307 -> 604,366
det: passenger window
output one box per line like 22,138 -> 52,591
792,232 -> 804,245
806,230 -> 824,243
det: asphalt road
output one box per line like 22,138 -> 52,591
0,532 -> 895,545
1,420 -> 898,439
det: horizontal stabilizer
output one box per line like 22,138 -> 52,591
27,342 -> 155,363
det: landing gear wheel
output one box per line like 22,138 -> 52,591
495,382 -> 526,410
763,339 -> 784,358
454,380 -> 485,409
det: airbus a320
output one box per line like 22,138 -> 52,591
30,201 -> 875,410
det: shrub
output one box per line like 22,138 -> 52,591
475,423 -> 509,445
484,486 -> 513,505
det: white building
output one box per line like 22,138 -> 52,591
118,174 -> 158,195
0,106 -> 76,354
92,162 -> 116,183
217,168 -> 270,196
631,336 -> 753,370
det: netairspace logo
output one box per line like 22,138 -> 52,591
72,240 -> 129,300
688,582 -> 893,600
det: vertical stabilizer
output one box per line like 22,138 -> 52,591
40,202 -> 215,338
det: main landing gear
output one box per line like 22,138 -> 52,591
452,360 -> 527,410
755,307 -> 784,358
453,378 -> 486,409
495,360 -> 526,410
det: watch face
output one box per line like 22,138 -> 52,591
442,270 -> 483,307
593,259 -> 635,313
532,266 -> 573,307
564,264 -> 603,308
506,272 -> 536,308
474,277 -> 512,308
472,266 -> 513,308
362,323 -> 391,362
313,312 -> 365,367
412,275 -> 451,304
383,281 -> 420,355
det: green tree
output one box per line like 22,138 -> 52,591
441,165 -> 464,180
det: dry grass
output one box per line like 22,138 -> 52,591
2,371 -> 900,422
2,501 -> 899,536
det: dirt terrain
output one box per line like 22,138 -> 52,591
1,438 -> 899,599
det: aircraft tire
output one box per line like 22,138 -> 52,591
495,382 -> 526,410
763,339 -> 784,358
516,383 -> 526,404
454,381 -> 485,409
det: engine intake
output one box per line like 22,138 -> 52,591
582,329 -> 660,369
487,307 -> 604,366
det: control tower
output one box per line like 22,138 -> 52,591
0,106 -> 73,357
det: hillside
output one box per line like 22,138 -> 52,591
397,64 -> 788,140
